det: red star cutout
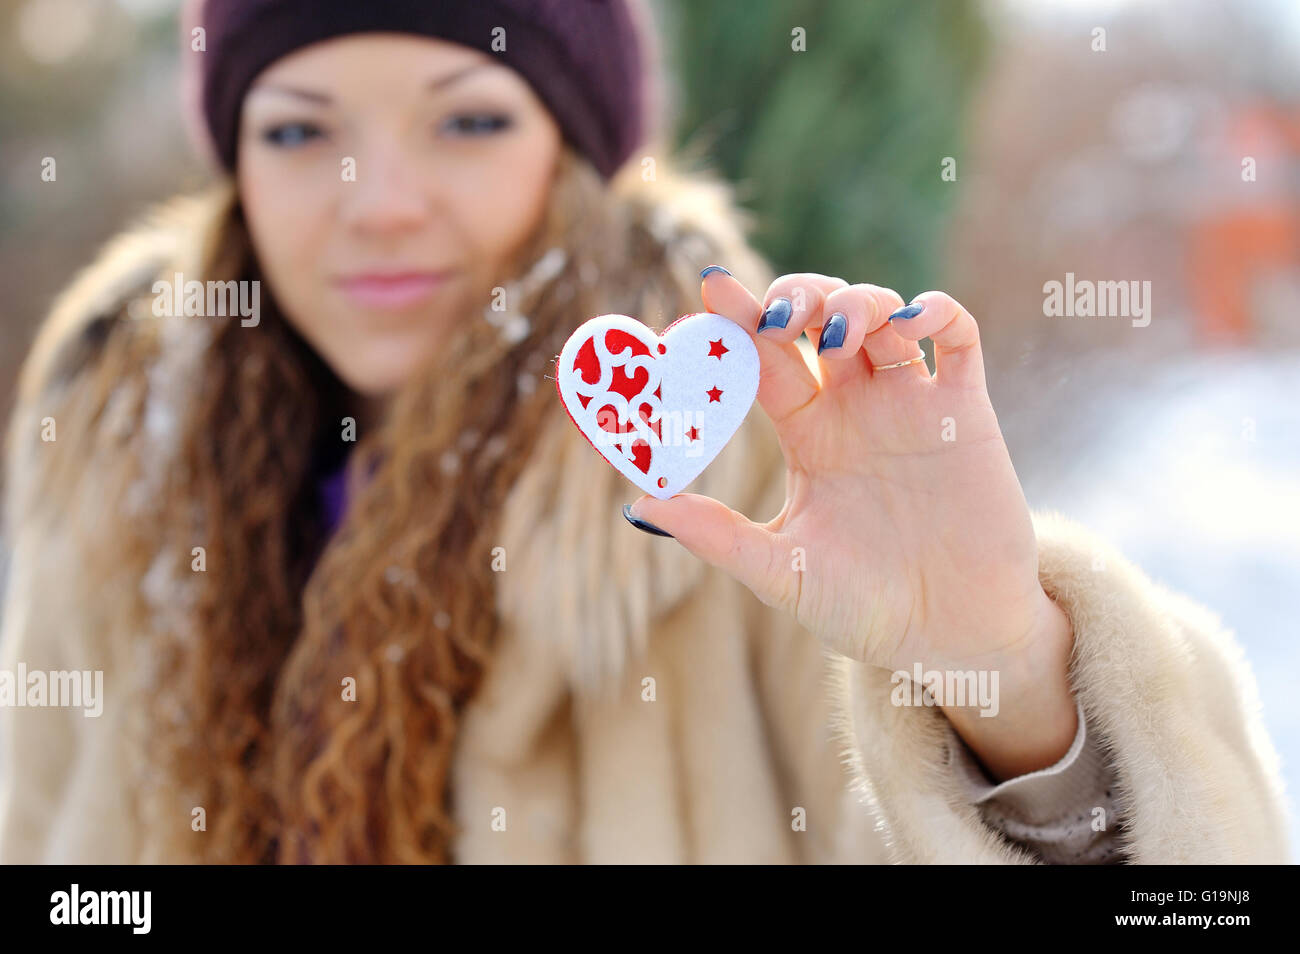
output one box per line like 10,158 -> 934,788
706,386 -> 723,403
708,338 -> 729,360
686,425 -> 700,441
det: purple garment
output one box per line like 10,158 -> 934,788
318,459 -> 350,536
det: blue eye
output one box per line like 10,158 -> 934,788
442,113 -> 513,136
261,122 -> 326,147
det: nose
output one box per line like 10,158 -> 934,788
336,136 -> 431,236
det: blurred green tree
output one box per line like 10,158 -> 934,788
660,0 -> 987,297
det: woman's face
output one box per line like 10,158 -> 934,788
237,34 -> 563,396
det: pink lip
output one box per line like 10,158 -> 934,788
335,271 -> 452,309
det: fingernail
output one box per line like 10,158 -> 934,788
623,503 -> 674,538
756,297 -> 793,334
817,312 -> 848,355
700,265 -> 732,279
888,303 -> 925,321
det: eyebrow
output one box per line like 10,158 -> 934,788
249,62 -> 498,105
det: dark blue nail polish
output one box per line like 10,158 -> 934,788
817,312 -> 848,355
888,303 -> 925,321
700,265 -> 732,279
623,503 -> 673,538
757,297 -> 793,334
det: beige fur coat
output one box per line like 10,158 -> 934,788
0,182 -> 1290,865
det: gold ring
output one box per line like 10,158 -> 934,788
872,353 -> 927,371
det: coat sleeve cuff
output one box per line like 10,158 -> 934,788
947,695 -> 1094,813
947,696 -> 1125,863
826,508 -> 1291,864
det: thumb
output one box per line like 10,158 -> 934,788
625,493 -> 786,607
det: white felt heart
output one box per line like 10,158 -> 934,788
555,312 -> 759,500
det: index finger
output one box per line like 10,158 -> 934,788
699,266 -> 819,427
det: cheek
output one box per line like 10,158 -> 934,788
455,134 -> 558,266
238,161 -> 332,324
239,160 -> 328,277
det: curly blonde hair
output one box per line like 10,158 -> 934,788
9,145 -> 767,863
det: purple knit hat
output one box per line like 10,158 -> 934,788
179,0 -> 659,180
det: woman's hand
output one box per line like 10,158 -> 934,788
626,269 -> 1078,781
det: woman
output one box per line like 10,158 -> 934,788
0,0 -> 1287,864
